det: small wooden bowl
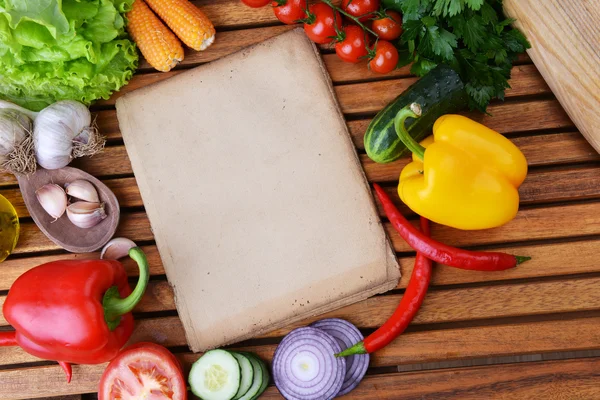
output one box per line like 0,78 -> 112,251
17,167 -> 120,253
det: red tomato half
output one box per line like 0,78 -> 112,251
241,0 -> 271,7
99,342 -> 187,400
272,0 -> 307,25
304,3 -> 342,44
341,0 -> 380,22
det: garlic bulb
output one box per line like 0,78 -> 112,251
36,184 -> 68,220
0,100 -> 38,120
101,238 -> 137,260
65,179 -> 99,203
33,101 -> 105,170
0,108 -> 36,175
66,201 -> 107,229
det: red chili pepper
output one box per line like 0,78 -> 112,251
0,247 -> 149,382
337,217 -> 432,356
373,183 -> 530,271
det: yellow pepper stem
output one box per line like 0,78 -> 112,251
394,103 -> 424,160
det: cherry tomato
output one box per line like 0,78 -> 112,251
272,0 -> 307,24
369,40 -> 399,74
241,0 -> 271,7
372,10 -> 403,40
99,342 -> 187,400
335,25 -> 369,63
304,3 -> 342,44
341,0 -> 380,22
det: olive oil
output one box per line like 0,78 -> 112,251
0,194 -> 19,262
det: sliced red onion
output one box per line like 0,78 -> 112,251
311,318 -> 369,396
273,327 -> 345,400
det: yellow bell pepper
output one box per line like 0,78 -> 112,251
394,104 -> 528,230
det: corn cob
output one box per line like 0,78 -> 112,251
127,0 -> 184,72
145,0 -> 216,51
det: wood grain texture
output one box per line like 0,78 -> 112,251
5,199 -> 600,256
1,2 -> 599,397
1,236 -> 600,300
3,160 -> 598,223
96,98 -> 575,145
5,314 -> 600,368
97,63 -> 549,108
3,351 -> 600,399
261,358 -> 600,399
504,0 -> 600,153
6,275 -> 600,335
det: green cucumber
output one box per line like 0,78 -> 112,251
364,64 -> 468,164
189,349 -> 241,400
236,353 -> 269,400
231,352 -> 254,399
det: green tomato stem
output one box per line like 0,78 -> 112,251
320,0 -> 379,38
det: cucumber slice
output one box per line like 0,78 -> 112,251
253,355 -> 269,400
231,352 -> 254,400
236,353 -> 266,400
189,349 -> 241,400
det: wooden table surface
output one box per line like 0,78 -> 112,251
2,1 -> 600,399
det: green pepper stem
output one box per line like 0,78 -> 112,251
515,256 -> 531,265
103,247 -> 149,330
335,341 -> 367,357
394,103 -> 425,161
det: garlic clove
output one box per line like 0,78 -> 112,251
101,237 -> 137,260
36,184 -> 67,220
66,201 -> 107,229
65,179 -> 99,203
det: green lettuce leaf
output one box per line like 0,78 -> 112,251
0,0 -> 137,111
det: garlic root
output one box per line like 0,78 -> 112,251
0,108 -> 36,175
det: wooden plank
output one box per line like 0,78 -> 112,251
397,238 -> 600,288
3,130 -> 594,190
96,98 -> 575,145
11,212 -> 152,255
261,358 -> 600,399
387,201 -> 600,253
4,164 -> 599,222
261,276 -> 600,337
0,146 -> 133,187
1,235 -> 599,299
98,64 -> 549,108
6,275 -> 600,335
3,344 -> 600,398
0,245 -> 162,291
4,199 -> 600,256
193,0 -> 279,28
336,64 -> 550,115
347,99 -> 576,149
4,314 -> 600,370
138,25 -> 296,71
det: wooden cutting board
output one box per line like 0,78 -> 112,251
503,0 -> 600,152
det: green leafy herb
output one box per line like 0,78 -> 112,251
383,0 -> 530,111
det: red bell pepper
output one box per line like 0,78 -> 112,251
0,247 -> 149,382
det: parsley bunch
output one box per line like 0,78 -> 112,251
383,0 -> 530,111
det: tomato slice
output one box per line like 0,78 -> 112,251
99,342 -> 187,400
